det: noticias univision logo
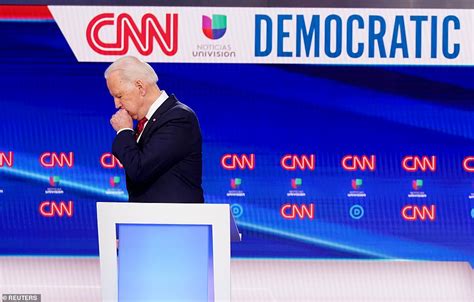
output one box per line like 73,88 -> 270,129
109,176 -> 120,188
408,179 -> 427,198
45,175 -> 64,194
412,179 -> 423,190
291,178 -> 302,189
351,178 -> 362,190
227,178 -> 245,197
230,178 -> 241,189
193,14 -> 235,58
348,179 -> 366,197
287,178 -> 305,197
49,176 -> 60,187
202,15 -> 227,40
106,176 -> 124,195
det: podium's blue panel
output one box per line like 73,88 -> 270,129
118,224 -> 211,301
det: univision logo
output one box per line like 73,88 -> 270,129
291,178 -> 302,189
348,178 -> 365,197
230,178 -> 241,189
227,178 -> 245,197
106,176 -> 124,195
351,179 -> 362,190
412,179 -> 423,190
110,176 -> 120,188
46,175 -> 64,194
49,176 -> 60,187
202,15 -> 227,40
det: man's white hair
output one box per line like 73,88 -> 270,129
104,56 -> 158,85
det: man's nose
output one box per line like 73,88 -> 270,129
114,99 -> 121,109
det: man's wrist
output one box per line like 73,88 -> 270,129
117,128 -> 134,135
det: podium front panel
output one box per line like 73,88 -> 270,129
118,224 -> 212,301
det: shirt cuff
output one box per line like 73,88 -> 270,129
117,128 -> 134,135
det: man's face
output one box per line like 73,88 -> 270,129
106,71 -> 143,120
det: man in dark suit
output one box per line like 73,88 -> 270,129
107,56 -> 204,203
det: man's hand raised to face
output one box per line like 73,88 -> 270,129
110,109 -> 133,132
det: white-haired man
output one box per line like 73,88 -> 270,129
107,56 -> 204,203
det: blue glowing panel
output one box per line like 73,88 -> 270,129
118,224 -> 211,301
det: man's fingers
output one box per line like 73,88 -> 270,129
118,109 -> 130,118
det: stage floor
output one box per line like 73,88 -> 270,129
1,257 -> 473,301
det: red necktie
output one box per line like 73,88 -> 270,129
135,117 -> 148,140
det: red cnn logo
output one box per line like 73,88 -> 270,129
221,154 -> 255,170
100,153 -> 123,169
402,156 -> 436,172
280,154 -> 315,171
341,155 -> 376,171
401,205 -> 436,221
40,152 -> 74,168
0,151 -> 13,167
462,156 -> 474,172
86,13 -> 178,56
39,201 -> 74,218
280,203 -> 314,220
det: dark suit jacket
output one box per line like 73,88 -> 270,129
112,94 -> 204,203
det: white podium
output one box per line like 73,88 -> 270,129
97,202 -> 240,301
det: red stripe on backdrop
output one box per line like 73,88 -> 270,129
0,5 -> 53,20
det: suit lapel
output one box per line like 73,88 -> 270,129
138,94 -> 178,143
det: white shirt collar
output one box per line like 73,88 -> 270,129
136,90 -> 168,142
145,90 -> 168,120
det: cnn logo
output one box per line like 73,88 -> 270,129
86,13 -> 178,56
402,156 -> 436,172
100,153 -> 123,169
341,155 -> 375,171
221,154 -> 255,170
39,201 -> 74,218
280,154 -> 315,170
401,205 -> 436,221
40,152 -> 74,168
280,204 -> 314,220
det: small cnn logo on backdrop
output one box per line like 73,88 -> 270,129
281,154 -> 315,171
39,201 -> 73,218
221,154 -> 255,170
402,156 -> 437,172
100,153 -> 123,169
401,205 -> 436,221
40,152 -> 74,168
280,203 -> 314,220
341,155 -> 376,171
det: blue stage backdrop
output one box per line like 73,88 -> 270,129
0,6 -> 473,266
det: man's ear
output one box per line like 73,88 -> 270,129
135,80 -> 146,96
